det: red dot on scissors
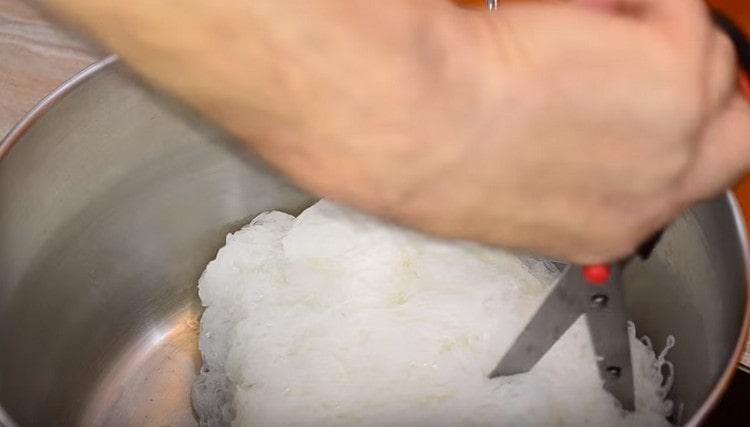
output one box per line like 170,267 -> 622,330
583,264 -> 611,285
740,71 -> 750,102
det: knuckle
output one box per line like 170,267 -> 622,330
627,150 -> 692,196
660,147 -> 694,184
597,202 -> 676,260
590,218 -> 641,260
671,87 -> 704,124
610,225 -> 641,255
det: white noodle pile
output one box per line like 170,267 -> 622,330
193,200 -> 675,426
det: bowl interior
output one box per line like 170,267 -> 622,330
0,63 -> 746,426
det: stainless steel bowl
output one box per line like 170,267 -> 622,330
1,59 -> 749,426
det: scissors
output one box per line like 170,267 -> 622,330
486,3 -> 750,411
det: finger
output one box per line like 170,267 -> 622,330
570,0 -> 621,11
680,93 -> 750,200
570,0 -> 709,40
705,30 -> 739,114
569,0 -> 701,17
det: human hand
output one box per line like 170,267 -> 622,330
361,0 -> 750,262
40,0 -> 750,262
373,0 -> 750,262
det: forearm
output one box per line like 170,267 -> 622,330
38,0 -> 479,209
39,0 -> 398,138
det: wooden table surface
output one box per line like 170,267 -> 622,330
0,0 -> 101,138
2,0 -> 750,368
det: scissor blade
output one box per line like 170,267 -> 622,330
583,266 -> 635,411
489,266 -> 582,378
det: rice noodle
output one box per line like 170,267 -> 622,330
193,200 -> 675,426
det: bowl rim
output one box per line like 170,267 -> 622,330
0,56 -> 749,427
0,55 -> 117,160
